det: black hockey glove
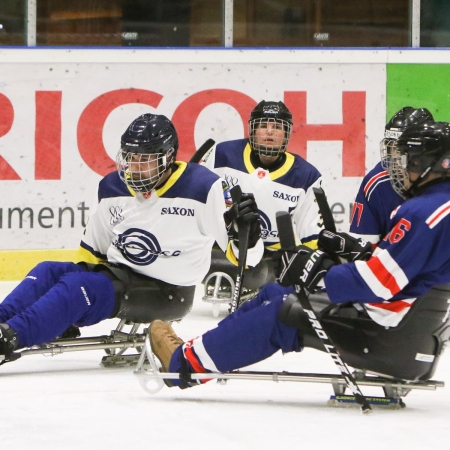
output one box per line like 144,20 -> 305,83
274,245 -> 336,292
318,230 -> 372,263
224,192 -> 261,248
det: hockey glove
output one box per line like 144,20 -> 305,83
224,192 -> 261,248
274,245 -> 336,292
318,230 -> 372,263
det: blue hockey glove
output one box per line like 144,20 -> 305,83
274,245 -> 336,292
318,230 -> 372,263
224,192 -> 261,248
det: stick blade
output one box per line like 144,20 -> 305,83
189,139 -> 215,163
313,187 -> 336,233
276,211 -> 296,249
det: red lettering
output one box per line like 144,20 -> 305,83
35,91 -> 62,179
284,91 -> 366,176
350,202 -> 364,227
0,93 -> 20,180
172,89 -> 256,161
388,218 -> 411,244
77,89 -> 163,176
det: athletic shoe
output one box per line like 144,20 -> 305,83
149,320 -> 184,386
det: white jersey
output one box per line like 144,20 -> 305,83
202,139 -> 324,250
79,161 -> 263,286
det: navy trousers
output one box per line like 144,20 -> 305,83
169,283 -> 301,385
0,261 -> 116,347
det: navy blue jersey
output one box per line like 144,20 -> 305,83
327,181 -> 450,325
349,162 -> 404,244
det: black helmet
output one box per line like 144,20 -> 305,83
248,100 -> 293,157
398,121 -> 450,174
381,106 -> 435,170
249,100 -> 293,123
386,107 -> 434,134
386,121 -> 450,197
117,114 -> 179,193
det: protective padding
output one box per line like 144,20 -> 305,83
102,265 -> 195,323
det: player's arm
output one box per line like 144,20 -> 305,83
349,166 -> 396,245
276,207 -> 428,303
205,179 -> 263,267
325,209 -> 434,304
349,191 -> 382,245
77,195 -> 110,264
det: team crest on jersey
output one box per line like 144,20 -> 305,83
258,210 -> 278,240
113,228 -> 181,266
222,181 -> 233,206
257,170 -> 266,179
224,174 -> 238,188
109,206 -> 124,225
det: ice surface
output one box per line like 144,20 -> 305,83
1,281 -> 450,449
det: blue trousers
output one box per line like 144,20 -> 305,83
0,261 -> 116,347
169,283 -> 301,384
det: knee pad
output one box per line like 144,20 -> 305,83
277,293 -> 306,328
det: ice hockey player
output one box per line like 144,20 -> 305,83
202,100 -> 324,250
148,120 -> 450,387
0,113 -> 263,364
201,100 -> 324,296
349,106 -> 434,244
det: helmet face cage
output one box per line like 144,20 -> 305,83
116,148 -> 175,193
380,128 -> 404,170
382,141 -> 410,198
249,117 -> 293,157
381,107 -> 435,170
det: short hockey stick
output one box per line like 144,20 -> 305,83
189,138 -> 216,163
313,187 -> 336,233
229,185 -> 251,314
276,211 -> 372,413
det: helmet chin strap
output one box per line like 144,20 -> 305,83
405,166 -> 432,198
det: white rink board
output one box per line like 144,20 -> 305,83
0,50 -> 387,250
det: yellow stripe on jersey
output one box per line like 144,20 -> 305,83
225,241 -> 252,269
156,161 -> 187,197
269,152 -> 295,180
243,143 -> 254,173
127,184 -> 136,196
225,241 -> 239,266
265,238 -> 317,251
243,144 -> 295,181
77,247 -> 105,265
301,239 -> 318,250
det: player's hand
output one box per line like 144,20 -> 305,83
274,245 -> 335,292
224,192 -> 261,248
318,230 -> 372,262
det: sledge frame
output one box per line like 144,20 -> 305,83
133,330 -> 445,408
7,319 -> 446,409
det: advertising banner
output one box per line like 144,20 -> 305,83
387,64 -> 450,121
0,50 -> 392,278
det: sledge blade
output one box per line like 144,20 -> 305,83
328,394 -> 406,409
101,353 -> 142,367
